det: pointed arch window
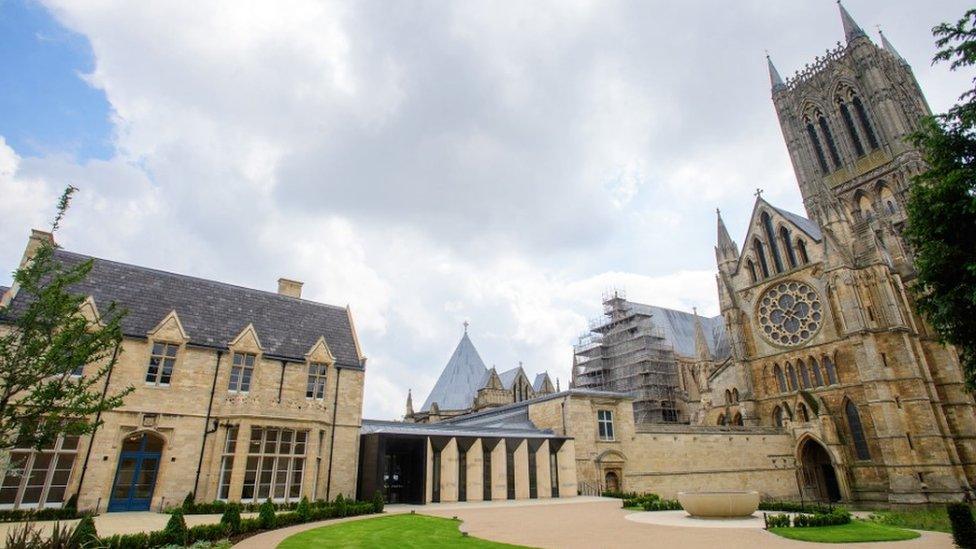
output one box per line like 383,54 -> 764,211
823,356 -> 839,385
732,388 -> 739,403
818,116 -> 842,168
773,405 -> 784,427
779,227 -> 797,268
810,358 -> 824,387
774,365 -> 787,393
798,402 -> 810,422
782,403 -> 793,421
807,122 -> 830,174
852,96 -> 879,150
747,260 -> 758,283
798,360 -> 811,389
845,400 -> 871,460
717,414 -> 726,426
761,212 -> 784,273
838,97 -> 866,157
796,239 -> 810,264
879,186 -> 897,215
725,389 -> 733,405
787,363 -> 799,391
753,239 -> 770,279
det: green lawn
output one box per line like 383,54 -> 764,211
870,507 -> 955,533
278,514 -> 529,548
769,521 -> 920,543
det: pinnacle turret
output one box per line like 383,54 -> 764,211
767,54 -> 786,92
838,1 -> 866,42
879,29 -> 908,65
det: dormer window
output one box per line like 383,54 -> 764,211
229,352 -> 256,393
306,362 -> 328,400
146,342 -> 178,386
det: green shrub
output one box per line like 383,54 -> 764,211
186,522 -> 229,544
948,503 -> 976,549
759,501 -> 834,514
220,504 -> 242,533
334,494 -> 347,517
238,517 -> 262,534
296,496 -> 311,521
163,509 -> 189,546
640,498 -> 681,511
73,514 -> 100,547
0,507 -> 81,523
182,492 -> 195,511
64,494 -> 78,510
765,513 -> 791,528
258,499 -> 276,529
372,490 -> 385,513
622,493 -> 660,508
275,511 -> 303,528
602,490 -> 640,499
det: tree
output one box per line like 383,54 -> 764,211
905,9 -> 976,384
0,187 -> 131,454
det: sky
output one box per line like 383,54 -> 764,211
0,0 -> 971,420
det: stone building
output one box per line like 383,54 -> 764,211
0,231 -> 367,512
702,4 -> 976,504
404,328 -> 555,424
572,293 -> 729,425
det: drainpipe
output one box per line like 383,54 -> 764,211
277,360 -> 287,403
192,350 -> 223,499
75,342 -> 122,500
325,367 -> 342,500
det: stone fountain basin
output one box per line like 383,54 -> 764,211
677,491 -> 760,518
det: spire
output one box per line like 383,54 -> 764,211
879,28 -> 908,65
405,389 -> 414,417
692,308 -> 710,362
766,53 -> 786,92
838,1 -> 866,42
716,208 -> 735,252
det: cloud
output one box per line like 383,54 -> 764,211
3,1 -> 972,419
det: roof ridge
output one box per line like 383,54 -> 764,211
53,248 -> 347,312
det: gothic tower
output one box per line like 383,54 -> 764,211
708,3 -> 976,505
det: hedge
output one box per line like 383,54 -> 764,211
641,499 -> 682,511
0,507 -> 82,523
758,501 -> 835,514
764,508 -> 852,529
947,503 -> 976,549
99,498 -> 377,548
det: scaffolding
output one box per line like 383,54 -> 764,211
573,292 -> 685,424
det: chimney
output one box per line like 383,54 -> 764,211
19,229 -> 55,269
277,278 -> 303,299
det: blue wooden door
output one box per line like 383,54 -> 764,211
108,434 -> 162,512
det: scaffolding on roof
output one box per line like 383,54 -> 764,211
573,294 -> 686,424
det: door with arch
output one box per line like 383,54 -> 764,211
109,433 -> 164,512
798,438 -> 841,502
604,471 -> 620,493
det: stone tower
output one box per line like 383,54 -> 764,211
709,3 -> 976,505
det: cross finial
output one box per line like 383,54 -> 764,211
463,320 -> 469,333
754,188 -> 764,199
693,306 -> 698,316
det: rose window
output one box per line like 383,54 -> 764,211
756,280 -> 823,347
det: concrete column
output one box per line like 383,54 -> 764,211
491,442 -> 506,500
558,440 -> 578,498
425,437 -> 434,503
514,440 -> 530,499
536,440 -> 552,499
467,439 -> 484,502
441,438 -> 459,502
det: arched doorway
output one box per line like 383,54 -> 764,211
604,471 -> 620,493
798,438 -> 841,502
109,432 -> 164,511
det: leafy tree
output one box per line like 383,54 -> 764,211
905,9 -> 976,384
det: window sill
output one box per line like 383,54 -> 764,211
145,383 -> 171,388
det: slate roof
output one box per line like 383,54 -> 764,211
628,303 -> 730,361
421,332 -> 489,412
442,389 -> 634,427
532,372 -> 551,392
1,249 -> 364,367
497,366 -> 523,390
772,205 -> 823,241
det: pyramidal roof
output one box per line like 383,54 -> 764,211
421,331 -> 489,412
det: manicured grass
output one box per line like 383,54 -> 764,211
871,506 -> 955,533
769,521 -> 920,543
279,513 -> 529,548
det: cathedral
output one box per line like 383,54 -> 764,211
699,4 -> 976,504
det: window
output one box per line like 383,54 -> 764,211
780,227 -> 797,268
839,99 -> 865,156
747,260 -> 758,283
798,360 -> 811,389
732,388 -> 739,403
717,414 -> 726,426
823,356 -> 838,385
774,365 -> 787,393
807,122 -> 830,174
725,390 -> 732,405
810,358 -> 824,387
0,435 -> 79,509
732,413 -> 743,426
146,342 -> 178,386
796,239 -> 809,265
818,116 -> 842,168
845,400 -> 871,460
241,427 -> 306,502
773,406 -> 784,427
306,362 -> 328,399
798,403 -> 810,422
218,427 -> 238,500
858,194 -> 874,221
597,410 -> 615,441
661,401 -> 678,423
71,364 -> 84,377
753,239 -> 770,279
852,96 -> 879,150
762,212 -> 784,273
787,364 -> 798,391
229,352 -> 256,393
879,186 -> 897,215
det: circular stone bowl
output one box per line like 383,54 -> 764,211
676,491 -> 760,518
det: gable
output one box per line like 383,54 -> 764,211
734,198 -> 823,277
